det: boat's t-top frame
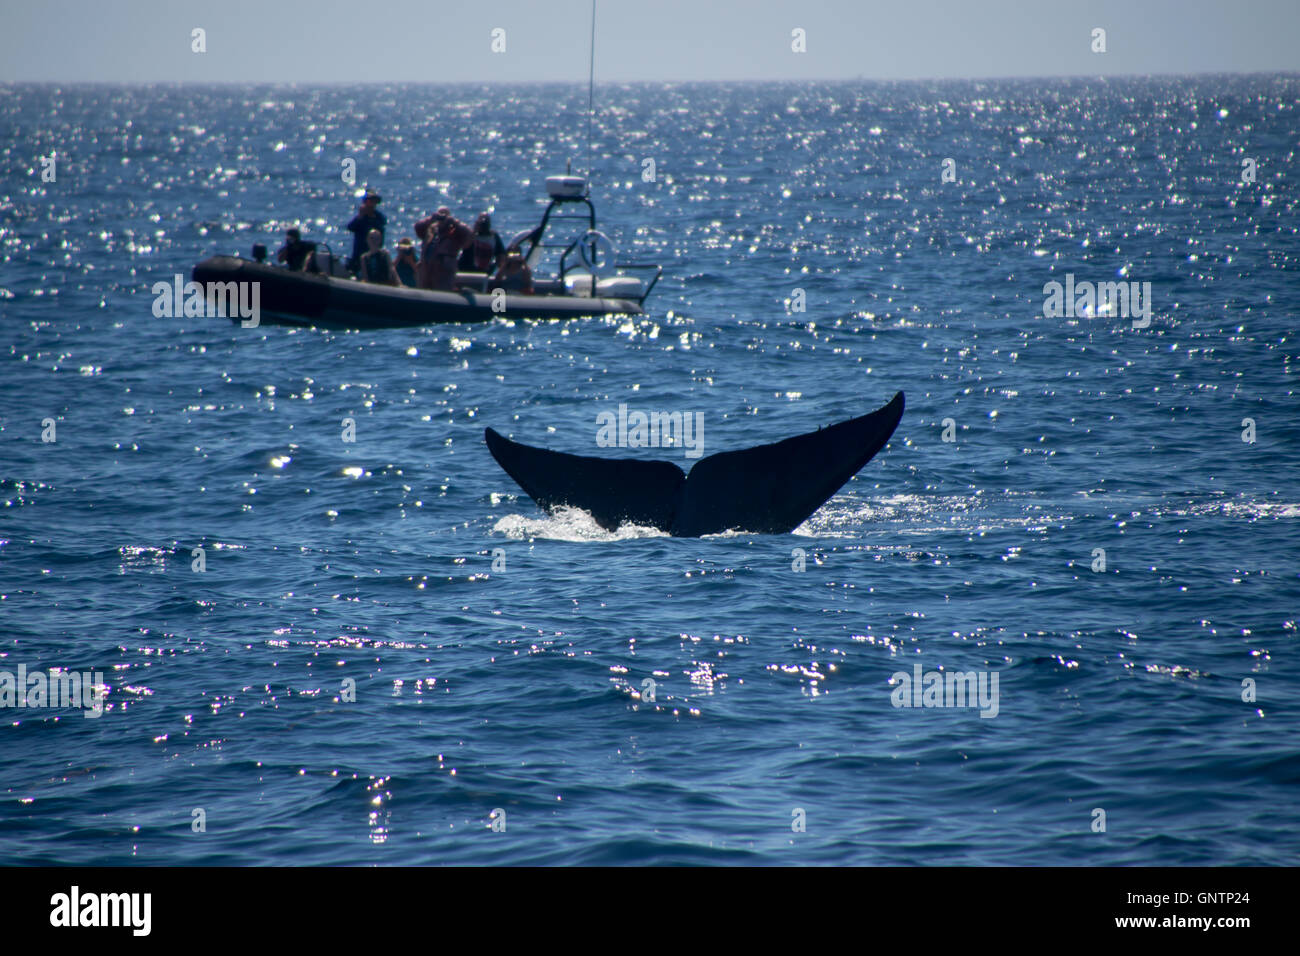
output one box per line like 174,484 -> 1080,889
512,175 -> 661,305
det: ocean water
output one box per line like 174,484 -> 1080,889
1,77 -> 1298,865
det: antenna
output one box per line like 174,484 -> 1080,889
586,0 -> 596,185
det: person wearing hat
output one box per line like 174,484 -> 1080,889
394,237 -> 419,288
413,206 -> 473,291
492,249 -> 534,295
346,189 -> 386,276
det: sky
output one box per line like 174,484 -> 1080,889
1,0 -> 1297,84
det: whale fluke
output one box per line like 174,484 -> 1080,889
485,391 -> 904,537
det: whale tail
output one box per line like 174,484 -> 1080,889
485,391 -> 904,537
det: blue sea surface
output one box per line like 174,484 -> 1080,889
1,77 -> 1298,865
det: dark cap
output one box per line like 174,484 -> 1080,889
363,189 -> 382,203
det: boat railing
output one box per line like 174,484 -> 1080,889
555,239 -> 661,304
612,262 -> 662,304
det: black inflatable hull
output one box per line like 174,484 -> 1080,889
190,256 -> 644,329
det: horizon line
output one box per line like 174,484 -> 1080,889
3,69 -> 1297,88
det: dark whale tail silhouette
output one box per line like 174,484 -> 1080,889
485,391 -> 904,537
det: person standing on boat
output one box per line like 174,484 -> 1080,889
393,237 -> 419,287
359,229 -> 398,285
458,213 -> 506,275
346,189 -> 386,276
414,206 -> 473,291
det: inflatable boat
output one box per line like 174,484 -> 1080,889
192,175 -> 662,330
